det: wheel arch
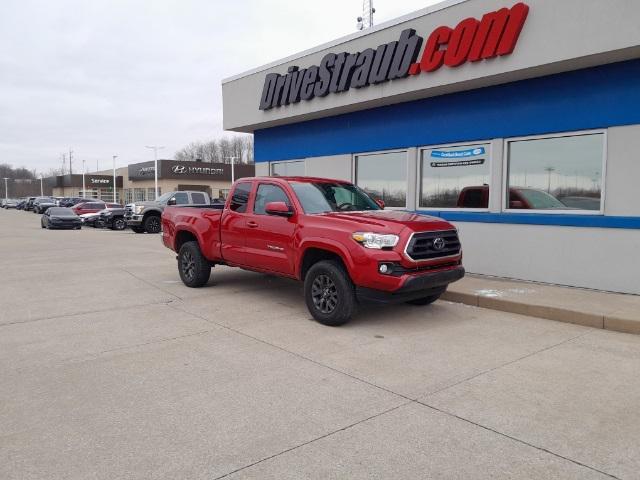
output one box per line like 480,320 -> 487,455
298,241 -> 354,281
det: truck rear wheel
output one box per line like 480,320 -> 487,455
144,215 -> 161,234
304,260 -> 356,326
178,241 -> 211,288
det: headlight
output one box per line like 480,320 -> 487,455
352,232 -> 399,249
134,205 -> 145,214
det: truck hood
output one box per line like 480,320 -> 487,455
130,201 -> 161,208
319,210 -> 454,234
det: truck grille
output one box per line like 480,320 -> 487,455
405,230 -> 461,261
125,204 -> 133,218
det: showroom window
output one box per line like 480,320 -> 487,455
505,131 -> 605,213
271,160 -> 305,176
124,189 -> 133,204
134,188 -> 146,202
420,143 -> 491,209
355,150 -> 407,208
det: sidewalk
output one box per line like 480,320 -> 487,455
443,274 -> 640,335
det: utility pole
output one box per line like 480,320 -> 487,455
356,0 -> 375,30
544,166 -> 555,193
145,146 -> 164,200
82,159 -> 86,198
224,156 -> 239,184
112,155 -> 118,204
2,178 -> 8,202
69,149 -> 73,175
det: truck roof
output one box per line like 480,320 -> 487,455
240,176 -> 351,184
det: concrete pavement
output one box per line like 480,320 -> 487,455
1,209 -> 639,479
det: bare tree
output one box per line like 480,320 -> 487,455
173,134 -> 254,164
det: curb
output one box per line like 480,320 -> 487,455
441,290 -> 640,336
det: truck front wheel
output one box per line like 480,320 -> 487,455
178,241 -> 211,288
304,260 -> 356,326
144,215 -> 161,234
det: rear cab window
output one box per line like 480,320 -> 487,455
229,182 -> 252,213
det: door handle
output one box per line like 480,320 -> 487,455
247,221 -> 259,228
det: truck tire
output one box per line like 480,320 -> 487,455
178,241 -> 211,288
131,226 -> 145,233
304,260 -> 356,326
405,289 -> 445,306
144,214 -> 161,234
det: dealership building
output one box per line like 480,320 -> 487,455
46,160 -> 254,204
222,0 -> 640,295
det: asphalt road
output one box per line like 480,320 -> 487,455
1,209 -> 639,480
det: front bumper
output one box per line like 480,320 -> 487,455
125,214 -> 143,226
355,266 -> 465,304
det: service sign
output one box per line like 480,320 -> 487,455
260,3 -> 529,110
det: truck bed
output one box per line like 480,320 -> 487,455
162,205 -> 224,261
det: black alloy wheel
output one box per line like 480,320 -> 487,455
144,215 -> 161,234
112,218 -> 126,230
304,260 -> 356,326
177,241 -> 211,288
311,274 -> 338,314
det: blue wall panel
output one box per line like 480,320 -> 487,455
254,59 -> 640,162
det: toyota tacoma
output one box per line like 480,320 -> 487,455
162,177 -> 464,326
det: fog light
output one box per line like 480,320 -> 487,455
379,264 -> 389,274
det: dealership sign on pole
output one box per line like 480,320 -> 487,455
259,3 -> 529,110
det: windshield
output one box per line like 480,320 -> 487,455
290,181 -> 381,214
518,189 -> 567,209
49,208 -> 73,215
155,192 -> 174,203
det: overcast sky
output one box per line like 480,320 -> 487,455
0,0 -> 440,174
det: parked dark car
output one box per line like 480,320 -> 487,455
97,207 -> 127,230
33,197 -> 57,214
16,200 -> 27,210
41,207 -> 82,230
24,197 -> 37,211
59,197 -> 93,207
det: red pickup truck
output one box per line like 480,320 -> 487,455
162,177 -> 464,326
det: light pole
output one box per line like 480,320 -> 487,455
2,178 -> 8,202
112,155 -> 118,204
82,159 -> 86,198
39,176 -> 43,196
224,156 -> 239,184
145,145 -> 164,200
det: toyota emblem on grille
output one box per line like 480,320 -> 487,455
432,237 -> 446,251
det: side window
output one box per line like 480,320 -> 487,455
173,192 -> 189,205
254,184 -> 291,215
229,183 -> 252,213
191,192 -> 206,204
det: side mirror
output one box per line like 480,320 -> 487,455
265,201 -> 293,217
375,199 -> 385,209
167,198 -> 176,206
510,200 -> 525,209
